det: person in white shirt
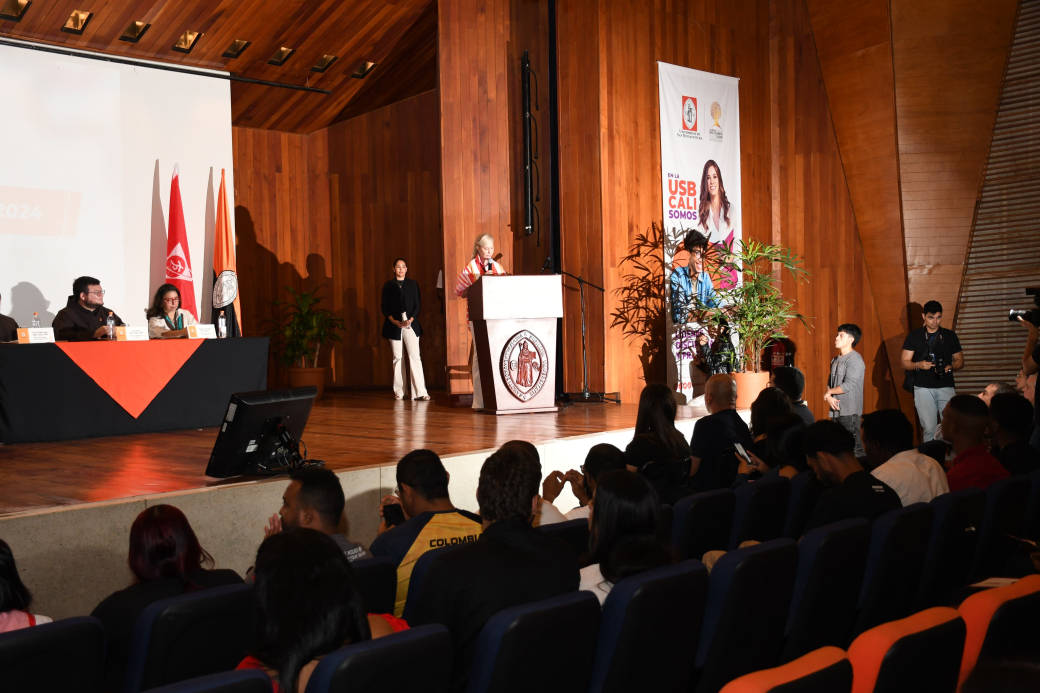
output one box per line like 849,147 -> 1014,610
535,443 -> 626,526
146,283 -> 198,339
579,471 -> 672,605
862,409 -> 948,506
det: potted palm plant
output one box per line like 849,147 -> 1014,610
267,285 -> 345,400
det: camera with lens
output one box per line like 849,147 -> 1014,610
929,331 -> 946,380
1008,288 -> 1040,326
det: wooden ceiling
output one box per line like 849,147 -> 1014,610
0,0 -> 438,132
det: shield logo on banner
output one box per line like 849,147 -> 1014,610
501,330 -> 549,402
166,242 -> 193,280
682,96 -> 698,131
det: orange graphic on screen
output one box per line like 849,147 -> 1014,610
0,186 -> 81,237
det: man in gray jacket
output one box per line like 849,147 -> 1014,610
825,323 -> 866,457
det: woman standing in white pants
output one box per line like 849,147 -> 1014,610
381,258 -> 429,400
455,234 -> 507,409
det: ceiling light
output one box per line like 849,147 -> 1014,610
119,21 -> 150,43
0,0 -> 30,22
351,61 -> 377,79
311,55 -> 337,73
268,47 -> 294,66
223,40 -> 250,59
172,31 -> 202,54
61,9 -> 92,34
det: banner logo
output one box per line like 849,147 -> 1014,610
682,96 -> 698,131
709,101 -> 723,142
166,242 -> 193,281
213,270 -> 239,308
501,330 -> 548,401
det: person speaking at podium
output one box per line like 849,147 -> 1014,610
52,276 -> 123,341
455,233 -> 507,409
146,284 -> 198,339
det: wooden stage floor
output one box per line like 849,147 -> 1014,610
0,391 -> 705,516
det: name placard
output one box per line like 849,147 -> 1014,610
16,327 -> 55,344
188,324 -> 218,339
115,326 -> 149,341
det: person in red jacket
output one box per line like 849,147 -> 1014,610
943,395 -> 1010,493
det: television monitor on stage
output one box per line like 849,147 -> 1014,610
206,387 -> 318,478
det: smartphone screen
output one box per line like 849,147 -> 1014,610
733,443 -> 751,465
383,503 -> 406,527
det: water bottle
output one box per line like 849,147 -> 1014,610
218,312 -> 227,339
106,312 -> 115,340
31,312 -> 40,328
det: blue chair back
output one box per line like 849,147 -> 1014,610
307,625 -> 452,693
1023,469 -> 1040,540
783,471 -> 826,539
914,488 -> 986,610
537,518 -> 589,556
349,557 -> 397,615
692,538 -> 799,693
589,560 -> 709,693
0,615 -> 105,693
465,591 -> 600,693
123,583 -> 254,693
401,545 -> 456,622
969,475 -> 1031,583
729,475 -> 791,549
672,489 -> 735,560
851,504 -> 934,641
146,670 -> 273,693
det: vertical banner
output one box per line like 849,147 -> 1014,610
658,62 -> 742,400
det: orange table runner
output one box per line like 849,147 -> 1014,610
56,341 -> 204,418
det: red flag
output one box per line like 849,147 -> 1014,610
165,164 -> 199,320
212,169 -> 242,335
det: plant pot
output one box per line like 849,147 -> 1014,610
733,371 -> 770,410
288,367 -> 327,400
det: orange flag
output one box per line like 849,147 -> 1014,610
212,169 -> 242,336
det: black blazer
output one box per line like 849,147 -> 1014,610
381,277 -> 423,340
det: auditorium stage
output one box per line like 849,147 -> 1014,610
0,390 -> 707,516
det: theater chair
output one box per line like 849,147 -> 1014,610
0,615 -> 105,693
1022,469 -> 1040,540
783,471 -> 825,540
729,475 -> 790,549
659,503 -> 674,543
957,573 -> 1040,686
146,670 -> 273,693
401,545 -> 455,621
672,489 -> 735,560
967,476 -> 1031,583
123,583 -> 254,693
350,557 -> 397,615
847,607 -> 965,693
913,488 -> 986,610
465,591 -> 600,693
849,504 -> 933,641
691,539 -> 799,693
782,519 -> 870,663
588,560 -> 709,693
306,625 -> 452,693
718,647 -> 852,693
537,517 -> 590,556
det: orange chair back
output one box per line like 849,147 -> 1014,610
719,647 -> 850,693
957,574 -> 1040,686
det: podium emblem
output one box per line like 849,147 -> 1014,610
501,330 -> 548,401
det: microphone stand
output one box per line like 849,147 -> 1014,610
557,271 -> 621,405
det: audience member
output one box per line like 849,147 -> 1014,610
860,409 -> 948,505
825,323 -> 867,457
408,444 -> 579,692
541,443 -> 627,521
689,374 -> 753,492
735,413 -> 811,487
238,529 -> 406,693
580,471 -> 671,605
748,386 -> 794,457
803,421 -> 901,532
370,449 -> 482,616
1018,316 -> 1040,449
92,505 -> 243,693
1016,368 -> 1028,393
989,393 -> 1040,476
624,383 -> 693,504
943,395 -> 1011,492
770,366 -> 815,426
980,381 -> 1018,406
0,539 -> 50,633
262,467 -> 369,562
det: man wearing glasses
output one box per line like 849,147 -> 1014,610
52,276 -> 124,341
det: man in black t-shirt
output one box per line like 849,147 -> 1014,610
771,366 -> 816,426
989,393 -> 1040,476
900,301 -> 963,442
1018,315 -> 1040,450
689,374 -> 754,492
803,420 -> 901,533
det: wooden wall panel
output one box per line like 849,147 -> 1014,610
891,0 -> 1018,325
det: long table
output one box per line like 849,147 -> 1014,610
0,338 -> 268,443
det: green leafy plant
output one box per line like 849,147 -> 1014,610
266,285 -> 345,369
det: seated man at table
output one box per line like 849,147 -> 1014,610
51,276 -> 123,341
0,291 -> 17,342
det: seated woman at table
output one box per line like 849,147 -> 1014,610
146,283 -> 197,339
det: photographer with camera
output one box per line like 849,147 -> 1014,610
1015,289 -> 1040,449
901,301 -> 964,442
